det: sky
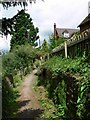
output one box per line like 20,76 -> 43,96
0,0 -> 90,51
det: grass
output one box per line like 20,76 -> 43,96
40,98 -> 58,119
35,83 -> 58,119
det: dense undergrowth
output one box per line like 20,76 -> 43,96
2,74 -> 24,118
38,55 -> 90,120
1,41 -> 90,119
2,44 -> 35,118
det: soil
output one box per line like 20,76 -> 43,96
16,69 -> 43,119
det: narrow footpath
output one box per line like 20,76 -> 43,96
16,69 -> 43,119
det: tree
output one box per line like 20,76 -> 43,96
0,0 -> 43,38
9,9 -> 39,50
41,39 -> 49,52
1,17 -> 13,37
2,44 -> 36,79
12,44 -> 35,76
2,44 -> 36,118
49,34 -> 56,50
49,34 -> 65,50
1,0 -> 43,9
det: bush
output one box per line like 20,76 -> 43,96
38,56 -> 90,120
2,44 -> 36,118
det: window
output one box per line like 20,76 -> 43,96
64,32 -> 70,38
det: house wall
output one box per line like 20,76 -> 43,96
80,21 -> 90,33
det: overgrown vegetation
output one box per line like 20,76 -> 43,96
2,75 -> 21,118
1,6 -> 43,118
1,1 -> 90,119
2,44 -> 37,118
48,34 -> 65,51
38,55 -> 90,119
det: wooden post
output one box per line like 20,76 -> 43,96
65,40 -> 67,58
39,39 -> 40,48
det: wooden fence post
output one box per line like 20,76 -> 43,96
65,40 -> 68,58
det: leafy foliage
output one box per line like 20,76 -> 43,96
49,34 -> 65,50
2,17 -> 13,36
2,80 -> 19,118
49,34 -> 56,50
10,10 -> 39,50
55,37 -> 65,47
1,0 -> 42,9
43,56 -> 90,78
3,44 -> 35,77
2,52 -> 16,76
40,95 -> 57,119
41,39 -> 49,52
2,44 -> 36,118
39,56 -> 90,119
1,10 -> 39,50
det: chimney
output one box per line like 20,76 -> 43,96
88,1 -> 90,14
54,23 -> 57,39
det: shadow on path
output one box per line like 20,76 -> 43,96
16,70 -> 43,119
17,107 -> 43,119
18,100 -> 30,108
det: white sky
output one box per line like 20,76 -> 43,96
0,0 -> 90,50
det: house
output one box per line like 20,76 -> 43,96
54,23 -> 79,39
78,1 -> 90,33
78,14 -> 90,33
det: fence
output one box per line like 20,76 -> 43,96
51,29 -> 90,58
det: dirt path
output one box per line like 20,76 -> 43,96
16,69 -> 43,119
